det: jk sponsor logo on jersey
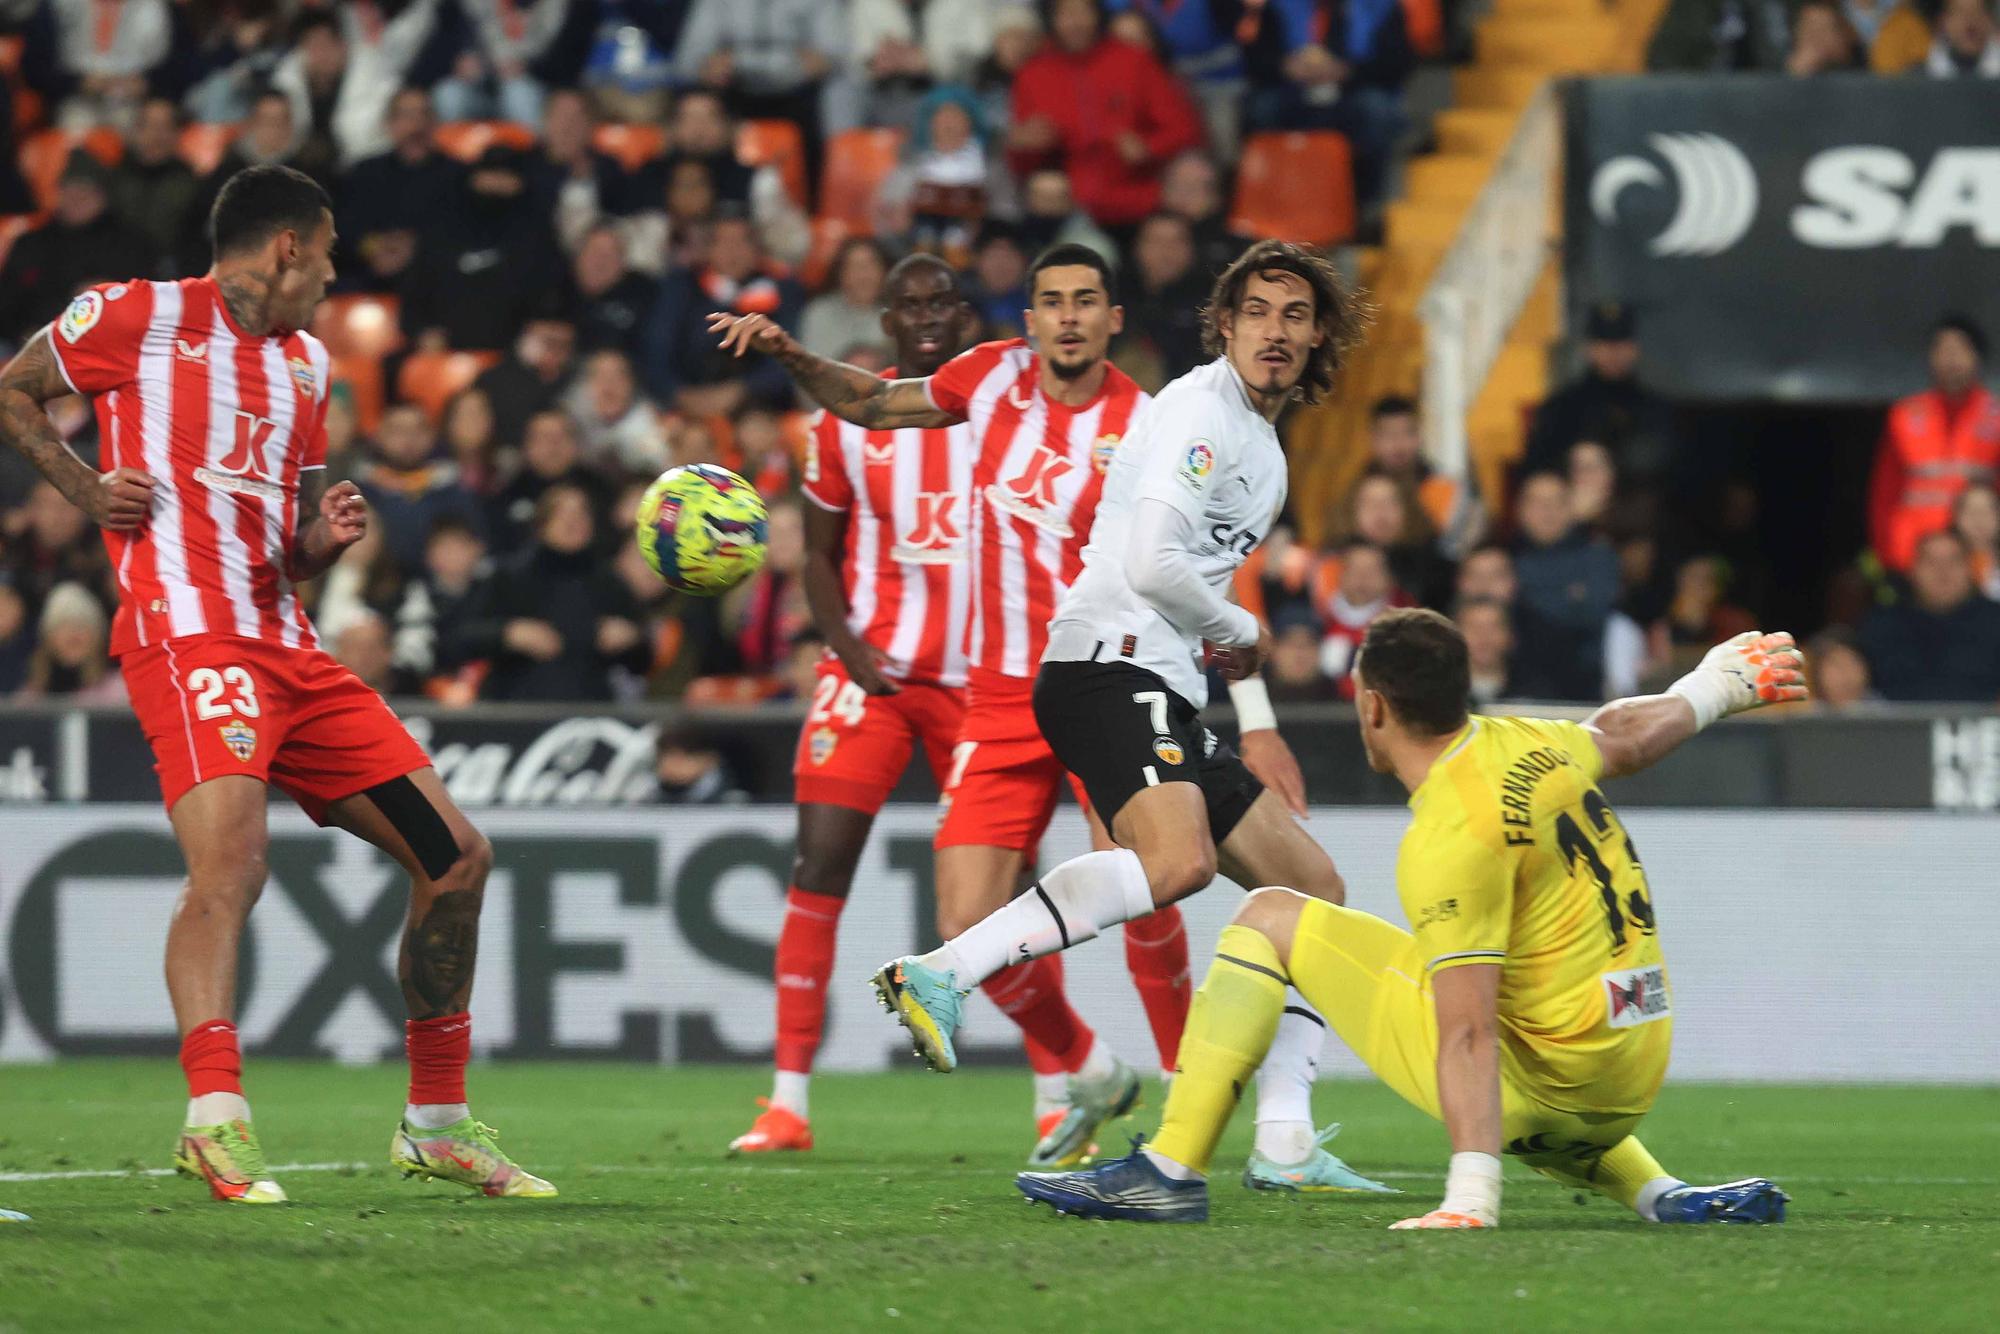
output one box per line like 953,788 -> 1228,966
1177,440 -> 1215,495
1603,964 -> 1670,1028
989,443 -> 1078,536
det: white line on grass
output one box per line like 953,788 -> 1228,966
0,1161 -> 369,1183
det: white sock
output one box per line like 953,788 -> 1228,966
1251,994 -> 1324,1163
1071,1035 -> 1118,1084
771,1070 -> 810,1120
404,1102 -> 470,1130
917,849 -> 1153,986
186,1092 -> 249,1126
1032,1072 -> 1068,1119
1634,1175 -> 1688,1223
1141,1145 -> 1204,1181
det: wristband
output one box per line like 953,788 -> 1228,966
1666,669 -> 1731,731
1439,1150 -> 1502,1226
1228,676 -> 1277,733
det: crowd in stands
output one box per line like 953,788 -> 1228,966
1648,0 -> 1998,76
0,0 -> 1994,715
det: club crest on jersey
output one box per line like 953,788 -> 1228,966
1092,433 -> 1121,474
1152,735 -> 1185,766
1177,440 -> 1215,494
219,721 -> 258,762
808,727 -> 839,766
58,291 -> 103,344
288,356 -> 317,397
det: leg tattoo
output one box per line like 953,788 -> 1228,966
404,890 -> 480,1018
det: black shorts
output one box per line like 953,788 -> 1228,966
1032,659 -> 1262,842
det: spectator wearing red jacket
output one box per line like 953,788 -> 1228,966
1006,0 -> 1205,231
1869,315 -> 2000,574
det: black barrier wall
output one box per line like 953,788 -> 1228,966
1,703 -> 1995,809
1564,76 -> 2000,403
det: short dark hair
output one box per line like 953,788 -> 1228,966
1356,608 -> 1470,737
1028,243 -> 1117,305
290,10 -> 342,44
1202,239 -> 1365,405
209,163 -> 331,259
884,250 -> 959,300
1934,313 -> 1988,361
1371,394 -> 1417,421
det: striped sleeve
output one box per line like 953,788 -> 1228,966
801,409 -> 852,512
47,281 -> 151,396
1398,828 -> 1512,974
923,339 -> 1018,419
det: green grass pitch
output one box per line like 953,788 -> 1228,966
2,1062 -> 1996,1332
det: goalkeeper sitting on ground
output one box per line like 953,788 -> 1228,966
1019,611 -> 1803,1228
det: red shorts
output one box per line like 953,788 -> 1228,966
792,658 -> 965,815
934,671 -> 1088,853
123,633 -> 432,822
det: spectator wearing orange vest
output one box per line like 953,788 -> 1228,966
1364,394 -> 1483,556
1868,315 -> 2000,574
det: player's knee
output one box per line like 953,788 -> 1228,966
1292,858 -> 1346,906
446,829 -> 492,890
1146,841 -> 1216,901
791,845 -> 856,900
936,900 -> 982,940
1234,886 -> 1308,952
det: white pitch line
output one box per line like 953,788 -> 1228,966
0,1161 -> 369,1184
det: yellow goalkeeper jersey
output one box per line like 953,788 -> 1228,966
1398,714 -> 1671,1116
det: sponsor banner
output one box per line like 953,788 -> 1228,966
1566,77 -> 2000,402
0,805 -> 1990,1081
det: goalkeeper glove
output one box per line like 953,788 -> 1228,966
1666,631 -> 1807,731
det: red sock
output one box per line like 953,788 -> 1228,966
406,1014 -> 471,1106
180,1019 -> 243,1098
1123,905 -> 1191,1070
982,953 -> 1094,1073
774,887 -> 845,1074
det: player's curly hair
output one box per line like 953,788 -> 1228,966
1200,240 -> 1368,406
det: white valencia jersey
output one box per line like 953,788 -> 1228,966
1043,357 -> 1287,707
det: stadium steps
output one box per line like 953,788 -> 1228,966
1285,0 -> 1665,546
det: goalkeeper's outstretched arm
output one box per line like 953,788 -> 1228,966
1584,632 -> 1806,780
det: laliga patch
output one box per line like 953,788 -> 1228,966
58,290 -> 104,345
808,726 -> 839,766
219,720 -> 258,763
1151,735 -> 1185,766
1176,439 -> 1215,495
1603,964 -> 1671,1028
1092,432 -> 1121,475
288,356 -> 317,397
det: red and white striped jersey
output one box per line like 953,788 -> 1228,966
923,339 -> 1147,681
48,277 -> 333,657
801,378 -> 975,688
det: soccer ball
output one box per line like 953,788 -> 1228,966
634,463 -> 769,595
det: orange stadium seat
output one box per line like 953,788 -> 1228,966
331,354 -> 385,435
818,128 -> 904,234
19,127 -> 124,214
312,294 -> 404,361
592,122 -> 667,173
1229,131 -> 1355,248
178,123 -> 241,177
735,119 -> 808,208
395,350 -> 499,421
433,120 -> 537,163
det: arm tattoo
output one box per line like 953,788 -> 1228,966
403,888 -> 481,1018
0,331 -> 100,514
288,468 -> 340,582
773,342 -> 955,429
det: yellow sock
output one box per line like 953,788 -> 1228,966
1591,1136 -> 1671,1210
1147,925 -> 1288,1175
